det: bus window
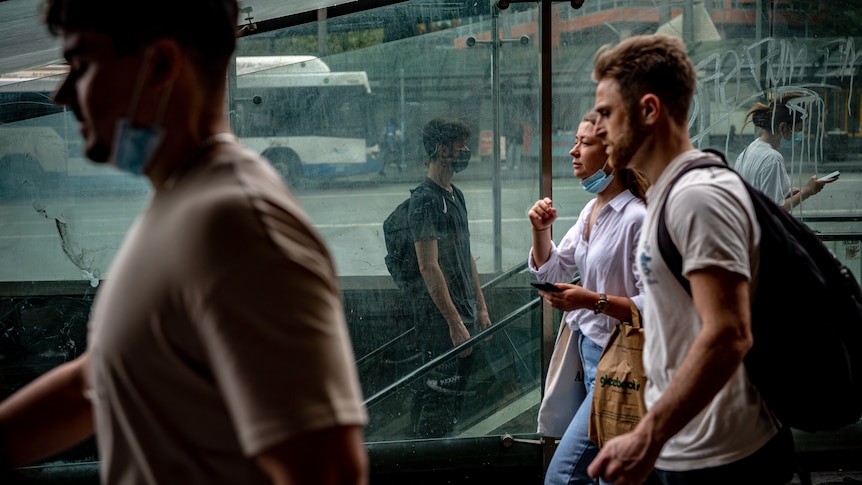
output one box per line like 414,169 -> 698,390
231,56 -> 382,183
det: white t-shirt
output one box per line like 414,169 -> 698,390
638,150 -> 778,471
87,145 -> 367,484
529,190 -> 645,348
734,139 -> 790,205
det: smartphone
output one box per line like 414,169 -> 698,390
817,170 -> 840,182
531,280 -> 563,292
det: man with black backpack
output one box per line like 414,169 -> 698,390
393,118 -> 492,438
587,34 -> 795,484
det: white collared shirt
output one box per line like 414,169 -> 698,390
529,189 -> 646,347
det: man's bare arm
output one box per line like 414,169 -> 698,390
589,267 -> 752,483
0,353 -> 94,467
636,267 -> 752,444
415,239 -> 471,349
256,425 -> 368,485
470,255 -> 491,331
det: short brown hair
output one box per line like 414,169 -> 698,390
43,0 -> 239,82
422,118 -> 471,159
593,34 -> 696,126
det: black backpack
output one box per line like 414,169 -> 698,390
657,150 -> 862,432
383,190 -> 421,290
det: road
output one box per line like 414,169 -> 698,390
2,171 -> 861,284
0,175 -> 586,283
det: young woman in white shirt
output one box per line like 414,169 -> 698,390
529,111 -> 649,485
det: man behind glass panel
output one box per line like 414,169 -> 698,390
403,118 -> 494,438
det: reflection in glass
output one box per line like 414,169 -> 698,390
233,56 -> 381,184
3,0 -> 862,477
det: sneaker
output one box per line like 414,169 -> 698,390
426,375 -> 476,396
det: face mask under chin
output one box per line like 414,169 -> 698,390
108,48 -> 171,177
581,161 -> 614,194
109,118 -> 165,176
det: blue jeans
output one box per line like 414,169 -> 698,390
544,333 -> 605,485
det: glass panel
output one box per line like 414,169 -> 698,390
359,296 -> 543,441
0,79 -> 151,284
231,1 -> 549,442
0,75 -> 152,465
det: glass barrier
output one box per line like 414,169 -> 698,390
0,82 -> 151,284
2,0 -> 862,478
360,290 -> 543,441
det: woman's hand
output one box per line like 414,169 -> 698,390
539,283 -> 593,311
528,197 -> 557,231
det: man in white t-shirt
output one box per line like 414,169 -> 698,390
0,1 -> 368,484
587,34 -> 794,485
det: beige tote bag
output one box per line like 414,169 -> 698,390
537,313 -> 587,438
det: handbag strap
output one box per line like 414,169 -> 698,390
629,299 -> 642,329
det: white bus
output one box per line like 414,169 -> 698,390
0,57 -> 381,197
0,74 -> 147,198
231,56 -> 382,183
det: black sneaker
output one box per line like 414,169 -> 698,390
426,375 -> 476,396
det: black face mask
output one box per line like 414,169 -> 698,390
452,148 -> 471,173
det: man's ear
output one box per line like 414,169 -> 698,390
640,94 -> 660,125
148,38 -> 182,87
436,143 -> 449,159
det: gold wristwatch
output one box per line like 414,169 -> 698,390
594,293 -> 609,315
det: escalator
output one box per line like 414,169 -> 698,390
357,263 -> 553,442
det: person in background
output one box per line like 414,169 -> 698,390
0,1 -> 368,484
589,33 -> 793,484
504,109 -> 524,171
734,93 -> 836,210
407,118 -> 493,438
380,116 -> 405,175
530,111 -> 647,485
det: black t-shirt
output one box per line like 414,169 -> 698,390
407,178 -> 477,325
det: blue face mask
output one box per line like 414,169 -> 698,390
107,47 -> 170,176
581,160 -> 615,194
109,118 -> 165,175
780,131 -> 804,149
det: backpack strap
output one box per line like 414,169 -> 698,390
656,149 -> 729,296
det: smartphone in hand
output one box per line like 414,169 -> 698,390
817,170 -> 840,182
531,280 -> 563,292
